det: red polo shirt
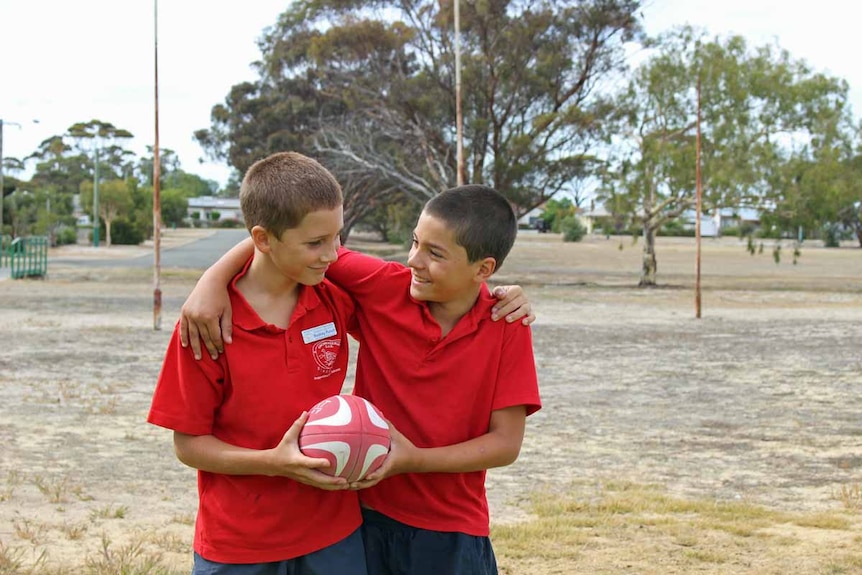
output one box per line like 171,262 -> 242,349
148,256 -> 360,563
329,247 -> 541,536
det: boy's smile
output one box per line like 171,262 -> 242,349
256,206 -> 344,288
407,211 -> 491,314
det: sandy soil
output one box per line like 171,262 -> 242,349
1,232 -> 861,572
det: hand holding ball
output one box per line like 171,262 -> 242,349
299,395 -> 391,482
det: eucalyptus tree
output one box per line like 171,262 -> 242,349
79,179 -> 133,247
837,154 -> 862,246
603,27 -> 852,286
196,0 -> 643,229
66,120 -> 135,180
28,135 -> 91,198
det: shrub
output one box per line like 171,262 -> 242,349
659,219 -> 687,236
109,218 -> 145,245
560,216 -> 586,243
55,227 -> 78,246
821,223 -> 842,248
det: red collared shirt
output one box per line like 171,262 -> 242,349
148,256 -> 360,563
329,247 -> 541,536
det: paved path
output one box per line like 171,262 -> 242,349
49,229 -> 248,270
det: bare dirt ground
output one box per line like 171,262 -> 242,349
1,231 -> 861,573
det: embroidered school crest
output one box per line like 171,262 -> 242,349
312,339 -> 341,378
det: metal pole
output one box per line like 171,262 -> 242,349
153,0 -> 162,330
695,77 -> 702,319
454,0 -> 464,185
93,144 -> 100,247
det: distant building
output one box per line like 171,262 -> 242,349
714,207 -> 761,232
580,204 -> 612,235
187,196 -> 243,225
681,208 -> 762,237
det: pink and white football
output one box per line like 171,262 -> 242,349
298,394 -> 391,482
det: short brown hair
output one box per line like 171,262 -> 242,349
240,152 -> 343,237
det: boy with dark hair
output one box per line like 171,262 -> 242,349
147,151 -> 368,574
181,184 -> 541,574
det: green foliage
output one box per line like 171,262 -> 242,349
560,216 -> 586,242
658,219 -> 687,236
196,0 -> 644,218
55,227 -> 78,246
721,221 -> 757,238
539,198 -> 577,233
356,196 -> 421,246
603,25 -> 856,285
821,222 -> 843,247
108,217 -> 144,245
384,202 -> 420,246
158,189 -> 190,228
11,119 -> 210,244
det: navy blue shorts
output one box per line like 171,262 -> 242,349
192,527 -> 367,575
361,508 -> 498,575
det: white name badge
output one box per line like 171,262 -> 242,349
301,322 -> 338,344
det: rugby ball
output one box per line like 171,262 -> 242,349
299,394 -> 391,482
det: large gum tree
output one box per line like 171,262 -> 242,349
195,0 -> 644,233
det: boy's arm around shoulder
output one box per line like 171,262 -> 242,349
179,237 -> 254,360
330,246 -> 536,325
325,246 -> 389,297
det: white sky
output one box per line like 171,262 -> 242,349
0,0 -> 858,188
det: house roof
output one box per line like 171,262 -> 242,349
188,196 -> 241,209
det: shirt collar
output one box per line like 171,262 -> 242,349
229,255 -> 323,332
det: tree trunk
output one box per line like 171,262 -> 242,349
639,223 -> 658,287
106,219 -> 113,248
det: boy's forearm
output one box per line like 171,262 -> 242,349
203,237 -> 254,284
409,433 -> 521,474
404,406 -> 527,474
174,432 -> 277,476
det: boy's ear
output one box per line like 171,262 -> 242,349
474,257 -> 497,282
250,225 -> 273,253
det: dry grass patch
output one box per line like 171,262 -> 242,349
493,481 -> 862,574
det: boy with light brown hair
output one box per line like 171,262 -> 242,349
148,151 -> 367,574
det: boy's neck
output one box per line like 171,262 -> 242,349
427,285 -> 482,337
235,250 -> 301,329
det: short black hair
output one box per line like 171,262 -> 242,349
423,184 -> 517,272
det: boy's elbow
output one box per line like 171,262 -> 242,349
173,432 -> 197,468
493,442 -> 522,468
173,443 -> 191,466
504,445 -> 522,466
